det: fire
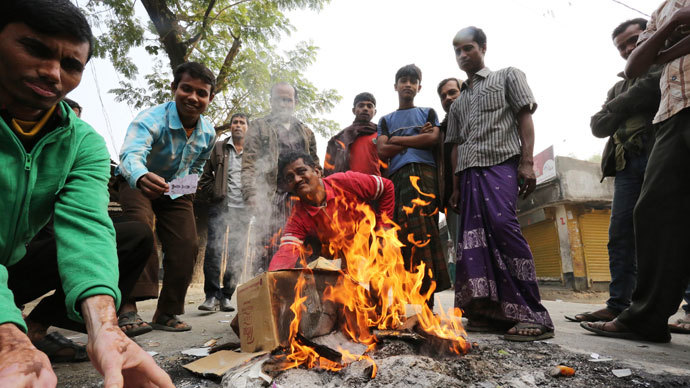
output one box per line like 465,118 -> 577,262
279,175 -> 468,376
336,140 -> 346,149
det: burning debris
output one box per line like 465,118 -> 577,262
233,179 -> 470,380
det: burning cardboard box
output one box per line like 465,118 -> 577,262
236,268 -> 341,352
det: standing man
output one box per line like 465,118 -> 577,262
116,62 -> 216,332
198,113 -> 249,312
0,0 -> 172,386
567,18 -> 661,323
241,82 -> 319,272
437,77 -> 462,283
377,64 -> 450,307
581,1 -> 690,342
445,26 -> 554,341
324,92 -> 381,176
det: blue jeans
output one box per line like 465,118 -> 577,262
607,153 -> 647,313
203,205 -> 249,300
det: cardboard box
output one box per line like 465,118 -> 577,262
236,269 -> 342,352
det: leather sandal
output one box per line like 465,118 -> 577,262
33,332 -> 89,363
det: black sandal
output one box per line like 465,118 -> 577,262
33,332 -> 89,363
150,313 -> 192,332
118,311 -> 153,337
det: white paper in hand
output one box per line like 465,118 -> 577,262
166,174 -> 199,196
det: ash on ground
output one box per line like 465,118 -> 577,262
222,336 -> 690,388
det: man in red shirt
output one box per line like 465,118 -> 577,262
269,152 -> 394,270
324,93 -> 381,176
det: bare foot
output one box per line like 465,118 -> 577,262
118,302 -> 150,334
669,313 -> 690,333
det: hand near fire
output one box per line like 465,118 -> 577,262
82,295 -> 174,388
0,323 -> 56,387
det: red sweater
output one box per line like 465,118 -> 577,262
269,171 -> 394,270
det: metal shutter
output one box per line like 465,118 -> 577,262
522,220 -> 562,279
578,211 -> 611,282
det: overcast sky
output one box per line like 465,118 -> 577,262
69,0 -> 653,163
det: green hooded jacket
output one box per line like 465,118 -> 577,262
0,101 -> 120,331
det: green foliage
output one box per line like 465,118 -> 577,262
79,0 -> 340,137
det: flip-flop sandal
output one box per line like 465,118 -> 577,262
580,320 -> 643,340
669,319 -> 690,334
150,313 -> 192,332
504,323 -> 555,342
118,311 -> 153,337
564,308 -> 617,322
465,320 -> 514,333
33,332 -> 89,363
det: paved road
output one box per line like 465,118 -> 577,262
50,286 -> 690,386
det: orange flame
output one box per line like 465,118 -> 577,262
378,159 -> 388,169
279,175 -> 468,377
407,233 -> 431,248
336,140 -> 346,149
409,176 -> 436,199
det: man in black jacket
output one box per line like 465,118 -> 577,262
198,113 -> 249,311
569,18 -> 660,323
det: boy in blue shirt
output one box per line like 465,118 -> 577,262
377,64 -> 450,306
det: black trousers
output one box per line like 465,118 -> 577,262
7,220 -> 152,333
617,108 -> 690,342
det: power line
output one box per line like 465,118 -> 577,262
610,0 -> 650,17
90,61 -> 120,158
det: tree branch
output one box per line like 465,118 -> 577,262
140,0 -> 188,70
214,35 -> 242,93
182,0 -> 217,47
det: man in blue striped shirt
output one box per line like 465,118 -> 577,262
115,62 -> 216,333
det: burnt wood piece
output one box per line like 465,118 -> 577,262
295,332 -> 343,364
209,341 -> 241,353
373,329 -> 425,344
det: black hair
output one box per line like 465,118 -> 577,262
230,112 -> 247,122
353,92 -> 376,107
612,18 -> 647,40
270,82 -> 299,103
395,64 -> 422,83
63,97 -> 82,111
278,151 -> 318,178
172,62 -> 216,95
437,78 -> 462,96
0,0 -> 94,60
456,26 -> 487,48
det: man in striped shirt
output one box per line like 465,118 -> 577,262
445,26 -> 553,341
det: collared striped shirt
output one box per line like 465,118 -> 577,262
639,0 -> 690,124
116,101 -> 216,199
445,67 -> 537,173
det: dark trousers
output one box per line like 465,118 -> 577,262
683,285 -> 690,314
118,178 -> 198,315
606,153 -> 647,313
617,108 -> 690,342
203,205 -> 249,299
8,221 -> 152,333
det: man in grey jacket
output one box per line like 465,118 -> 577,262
198,113 -> 248,311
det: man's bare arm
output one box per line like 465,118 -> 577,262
377,135 -> 406,159
516,109 -> 536,199
388,124 -> 440,149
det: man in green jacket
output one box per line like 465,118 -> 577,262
0,1 -> 173,386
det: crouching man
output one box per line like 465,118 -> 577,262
0,0 -> 172,386
268,152 -> 395,270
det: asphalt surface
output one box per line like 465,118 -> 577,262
45,286 -> 690,386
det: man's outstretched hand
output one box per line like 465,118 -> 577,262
82,295 -> 173,388
0,323 -> 56,387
